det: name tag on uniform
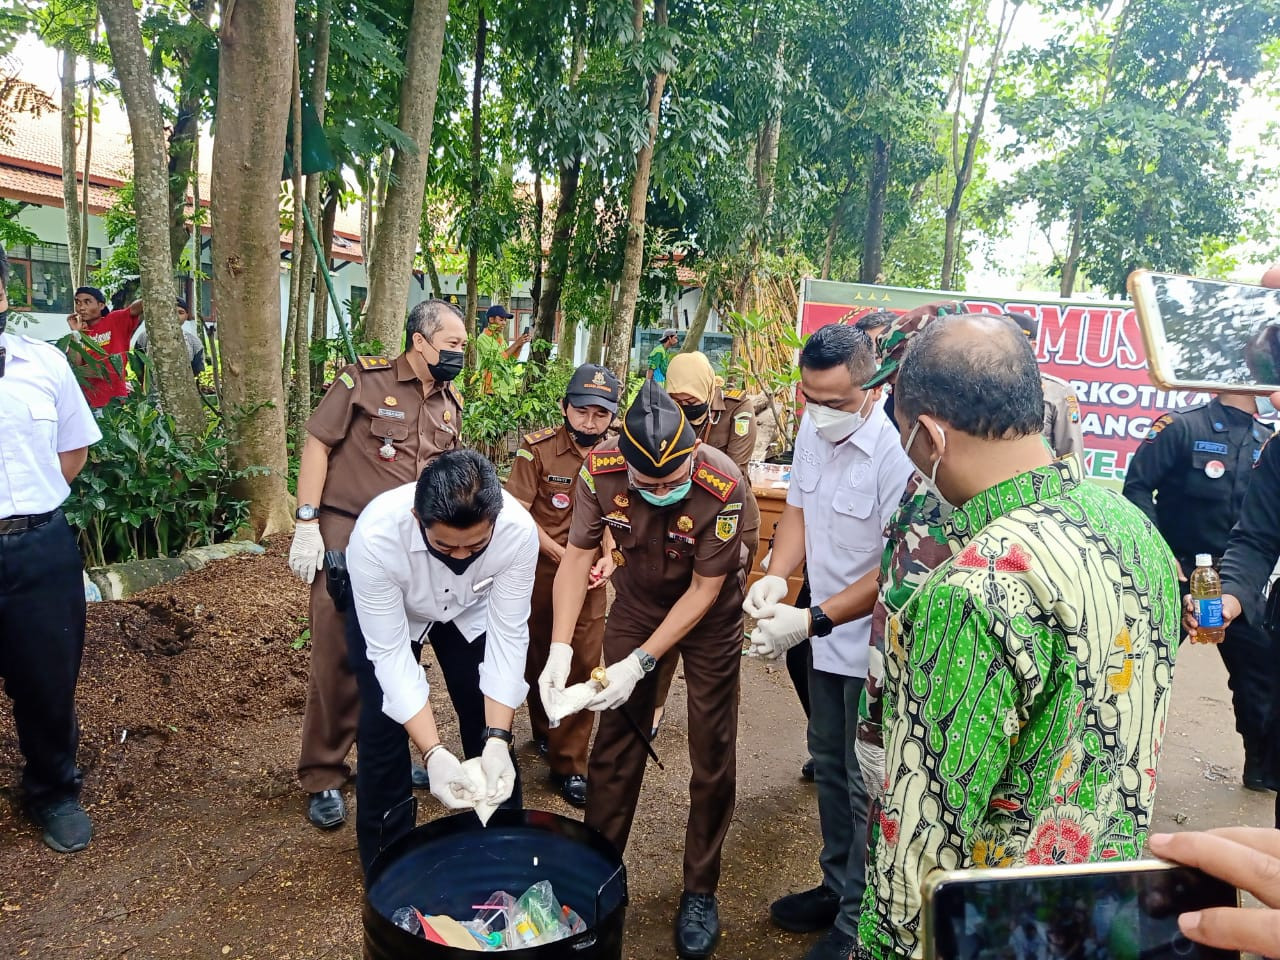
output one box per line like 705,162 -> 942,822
1194,441 -> 1228,455
667,531 -> 695,545
546,474 -> 573,485
377,408 -> 406,420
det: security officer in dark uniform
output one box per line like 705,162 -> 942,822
0,242 -> 103,853
289,299 -> 466,830
1124,392 -> 1274,788
540,381 -> 758,960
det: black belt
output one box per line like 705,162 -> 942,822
0,510 -> 57,536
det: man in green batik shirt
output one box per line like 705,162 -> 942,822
856,315 -> 1181,960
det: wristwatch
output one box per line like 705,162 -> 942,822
483,726 -> 513,744
295,503 -> 319,521
632,649 -> 658,673
809,605 -> 835,637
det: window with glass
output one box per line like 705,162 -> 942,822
7,243 -> 103,313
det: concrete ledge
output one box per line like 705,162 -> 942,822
88,541 -> 267,602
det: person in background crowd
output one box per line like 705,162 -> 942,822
858,315 -> 1180,960
0,243 -> 103,853
1006,311 -> 1086,460
288,299 -> 466,831
133,298 -> 206,379
647,328 -> 680,384
478,304 -> 531,395
505,363 -> 622,807
66,286 -> 143,408
345,451 -> 537,875
1123,392 -> 1274,790
652,350 -> 760,737
542,381 -> 756,960
745,323 -> 914,960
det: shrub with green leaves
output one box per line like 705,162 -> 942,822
64,395 -> 258,567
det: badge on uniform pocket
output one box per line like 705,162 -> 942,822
551,492 -> 571,510
1205,459 -> 1225,479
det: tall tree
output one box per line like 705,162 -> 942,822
211,0 -> 296,537
362,0 -> 450,352
98,0 -> 203,435
463,2 -> 488,342
58,44 -> 84,288
604,0 -> 671,379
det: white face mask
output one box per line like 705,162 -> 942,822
1257,395 -> 1278,419
808,393 -> 873,443
904,419 -> 951,508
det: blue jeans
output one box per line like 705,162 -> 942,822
807,655 -> 867,937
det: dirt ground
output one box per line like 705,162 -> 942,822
0,541 -> 1270,959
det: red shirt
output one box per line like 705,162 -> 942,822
77,308 -> 141,408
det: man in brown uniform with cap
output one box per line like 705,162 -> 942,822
540,380 -> 756,960
288,298 -> 467,830
505,363 -> 621,807
652,350 -> 760,735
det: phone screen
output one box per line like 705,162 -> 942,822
1140,273 -> 1280,390
928,863 -> 1238,960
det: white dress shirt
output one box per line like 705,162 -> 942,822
0,332 -> 101,519
787,401 -> 913,678
347,484 -> 539,724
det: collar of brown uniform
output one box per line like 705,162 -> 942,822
395,351 -> 418,383
554,422 -> 578,457
710,386 -> 726,413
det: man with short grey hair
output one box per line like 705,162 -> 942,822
288,299 -> 468,830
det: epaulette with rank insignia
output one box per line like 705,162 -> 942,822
448,383 -> 464,408
357,354 -> 392,370
587,450 -> 627,475
693,461 -> 737,502
525,427 -> 557,445
724,388 -> 745,400
1145,413 -> 1175,443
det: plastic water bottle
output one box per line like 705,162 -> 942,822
1190,554 -> 1225,644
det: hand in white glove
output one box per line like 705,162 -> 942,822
585,652 -> 646,712
288,522 -> 325,584
744,574 -> 788,618
546,681 -> 599,723
480,737 -> 516,805
747,604 -> 811,659
538,642 -> 573,707
426,746 -> 482,811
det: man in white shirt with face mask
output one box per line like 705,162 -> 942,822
745,323 -> 914,960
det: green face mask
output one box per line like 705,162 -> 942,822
638,480 -> 692,507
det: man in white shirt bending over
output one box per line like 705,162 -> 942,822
345,449 -> 539,875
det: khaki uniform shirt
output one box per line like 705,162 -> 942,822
505,424 -> 587,546
1041,373 -> 1084,461
696,387 -> 757,474
568,441 -> 758,611
306,352 -> 463,516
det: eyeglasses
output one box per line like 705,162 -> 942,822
627,463 -> 692,494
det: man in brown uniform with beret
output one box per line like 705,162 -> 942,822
505,363 -> 621,807
288,298 -> 468,830
540,381 -> 757,960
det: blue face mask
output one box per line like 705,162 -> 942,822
639,480 -> 692,507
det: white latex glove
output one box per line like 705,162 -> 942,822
585,653 -> 646,712
855,736 -> 886,804
546,681 -> 600,723
426,747 -> 482,811
480,737 -> 516,806
288,522 -> 325,584
759,549 -> 772,573
744,574 -> 788,618
748,604 -> 811,659
538,643 -> 573,709
459,757 -> 497,826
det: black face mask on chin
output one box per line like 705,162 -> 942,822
420,523 -> 490,575
564,416 -> 605,449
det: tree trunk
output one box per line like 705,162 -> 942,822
310,187 -> 338,388
59,47 -> 84,288
362,0 -> 449,353
211,0 -> 297,538
603,0 -> 670,381
859,135 -> 890,285
821,182 -> 850,281
533,155 -> 581,365
99,0 -> 203,436
587,318 -> 605,365
284,50 -> 305,397
1060,206 -> 1084,298
464,3 -> 488,347
680,275 -> 715,354
167,91 -> 201,267
79,50 -> 93,281
530,166 -> 544,324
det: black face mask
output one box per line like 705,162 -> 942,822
427,349 -> 465,382
420,522 -> 489,575
564,416 -> 605,449
682,401 -> 709,424
883,390 -> 896,428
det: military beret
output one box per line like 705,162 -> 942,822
863,300 -> 963,389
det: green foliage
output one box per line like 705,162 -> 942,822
460,352 -> 575,460
63,394 -> 258,567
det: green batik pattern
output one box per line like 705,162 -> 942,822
858,458 -> 1181,960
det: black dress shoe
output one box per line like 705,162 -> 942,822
1243,745 -> 1272,792
803,927 -> 857,960
770,884 -> 839,933
552,773 -> 587,807
675,892 -> 720,959
535,737 -> 549,758
307,789 -> 346,829
30,798 -> 93,853
801,757 -> 816,781
411,763 -> 431,790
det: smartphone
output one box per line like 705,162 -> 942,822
1128,269 -> 1280,394
923,860 -> 1239,960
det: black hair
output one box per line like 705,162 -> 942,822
75,285 -> 106,305
406,298 -> 465,343
799,322 -> 877,383
414,450 -> 504,528
895,315 -> 1044,439
176,297 -> 189,312
854,309 -> 896,334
